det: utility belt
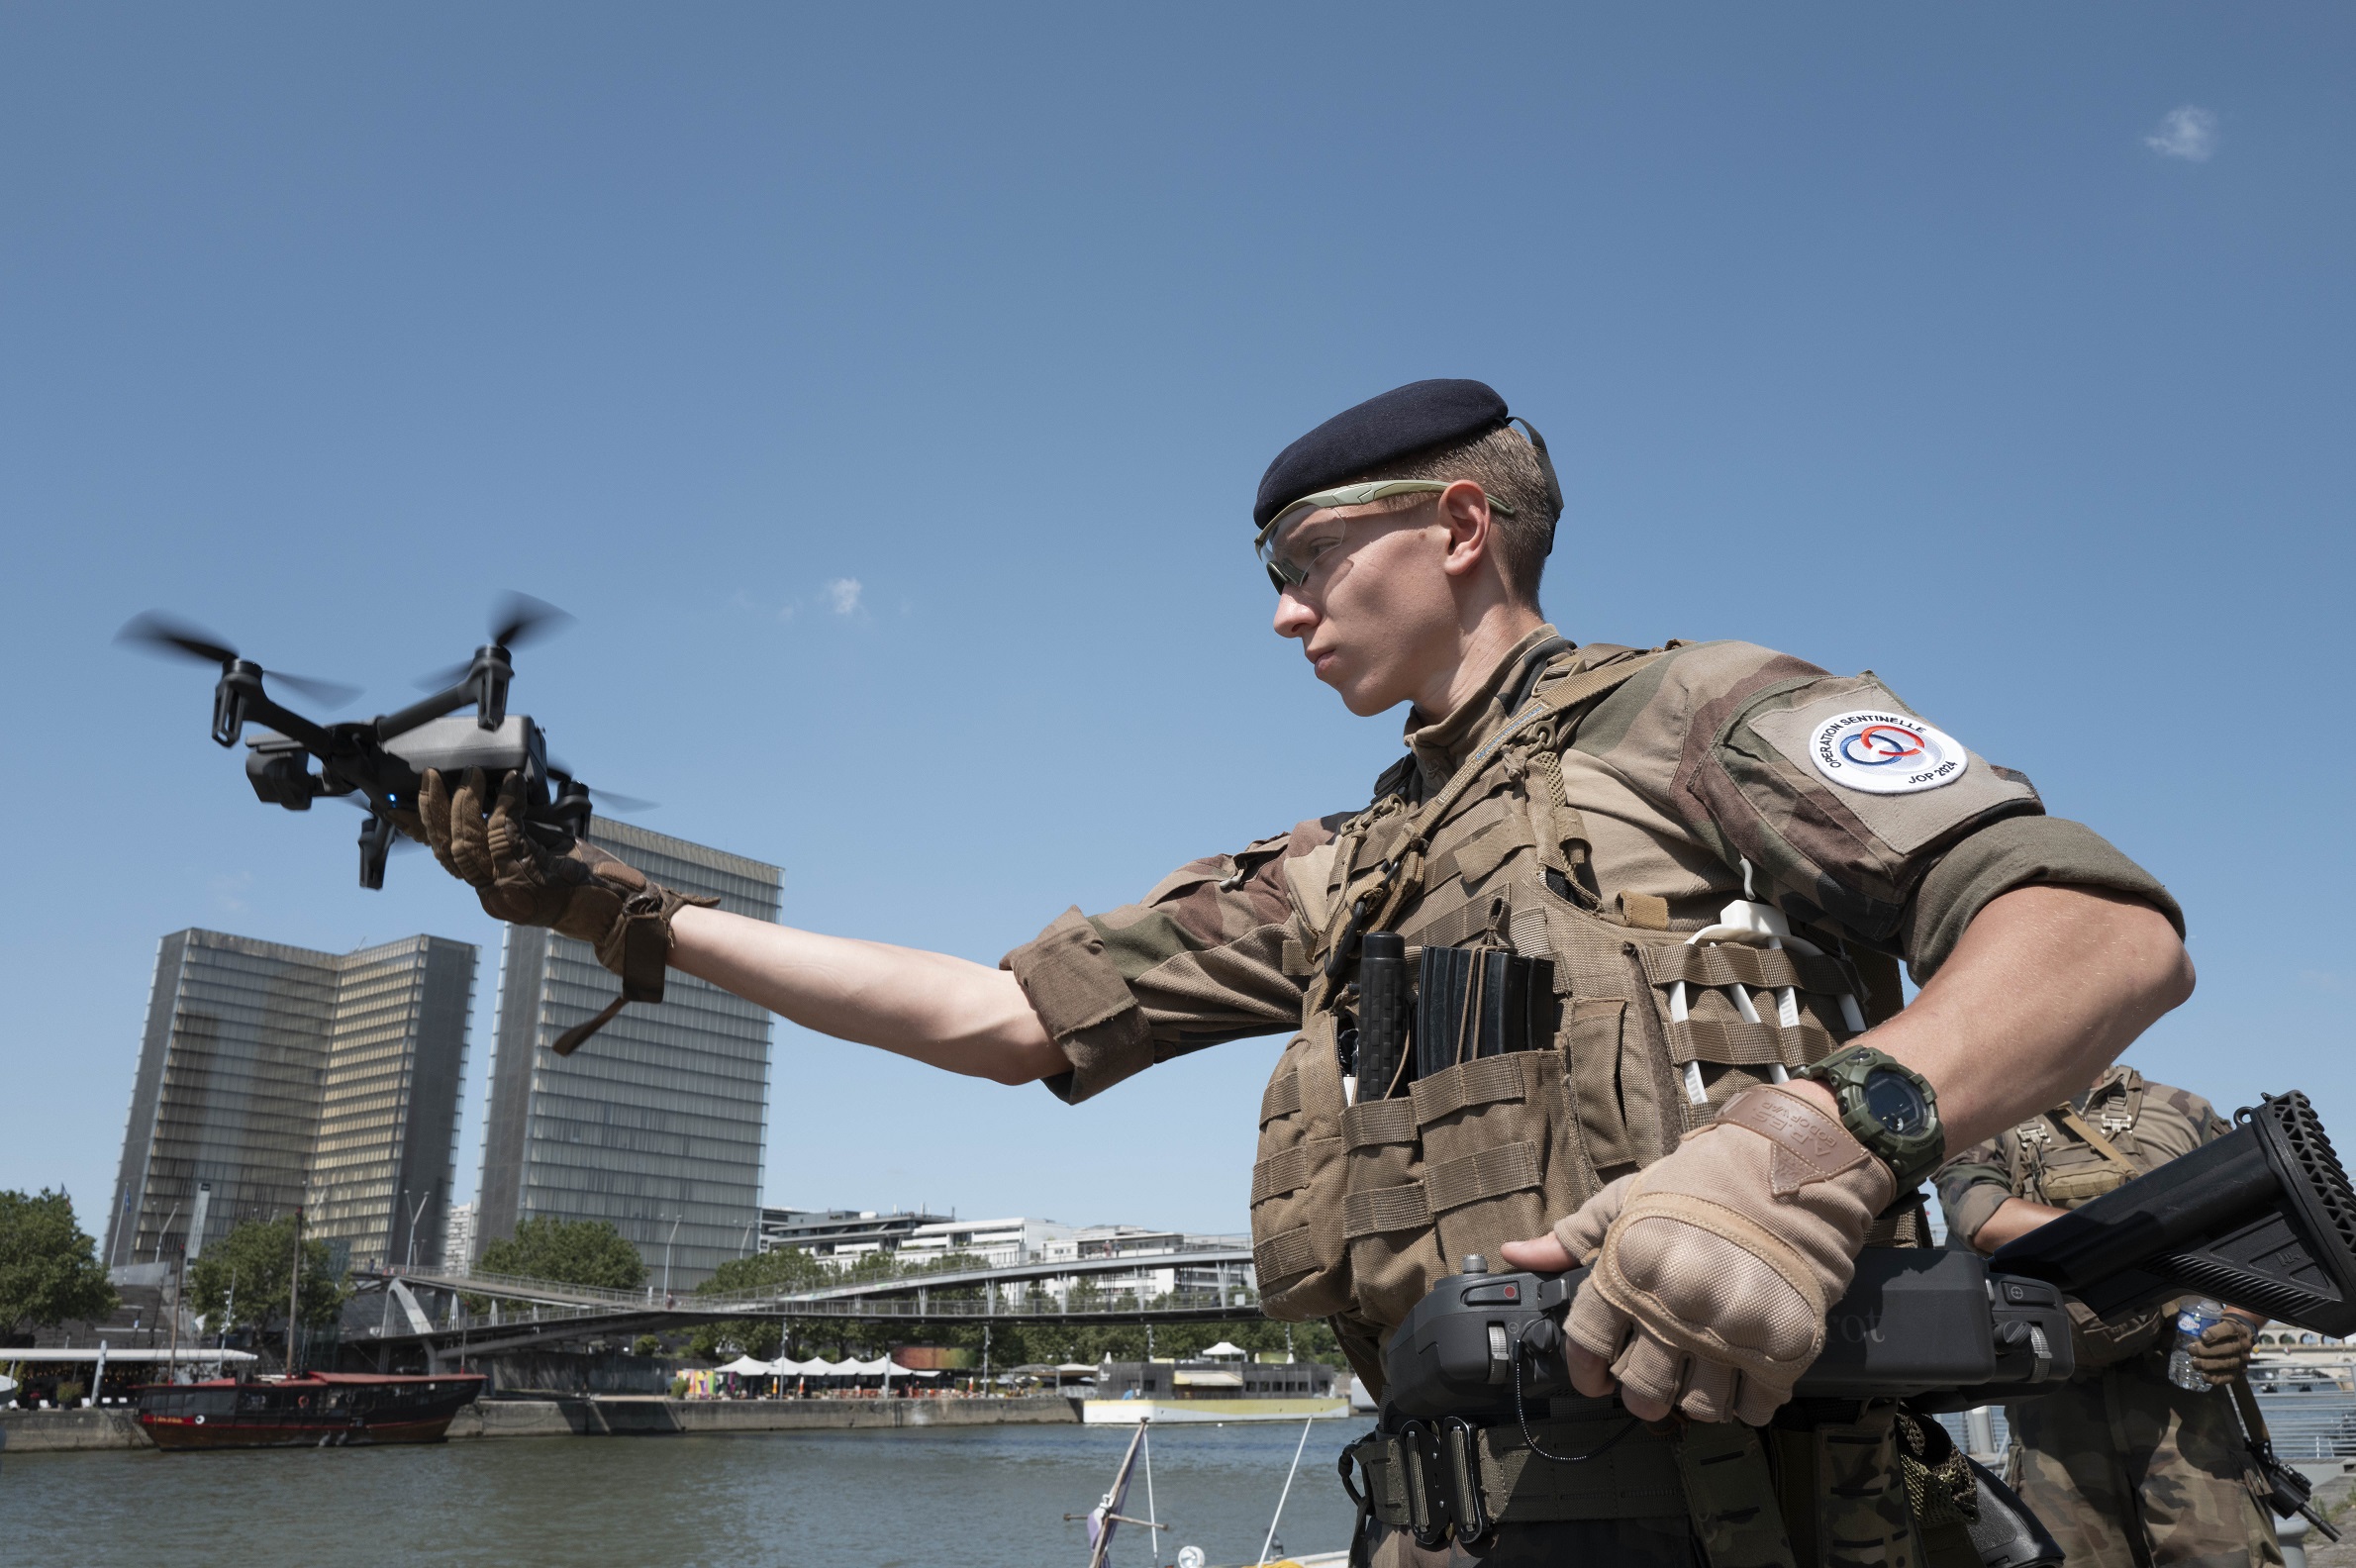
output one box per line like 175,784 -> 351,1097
1339,1398 -> 1686,1547
1340,1397 -> 2055,1568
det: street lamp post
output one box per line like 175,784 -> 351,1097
662,1216 -> 683,1303
404,1188 -> 434,1269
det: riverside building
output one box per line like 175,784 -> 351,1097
105,930 -> 477,1272
758,1207 -> 1253,1303
474,822 -> 781,1291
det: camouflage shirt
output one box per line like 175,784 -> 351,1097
1934,1066 -> 2231,1247
1006,625 -> 2182,1104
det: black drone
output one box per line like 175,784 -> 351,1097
120,594 -> 647,889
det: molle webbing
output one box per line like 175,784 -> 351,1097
1260,1070 -> 1303,1125
2052,1107 -> 2141,1178
1252,1225 -> 1322,1287
1251,1143 -> 1316,1205
1637,943 -> 1856,996
1341,1143 -> 1546,1239
1670,1018 -> 1840,1069
1343,1098 -> 1419,1150
1308,650 -> 1665,1014
1410,1051 -> 1526,1124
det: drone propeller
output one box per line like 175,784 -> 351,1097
547,756 -> 658,813
490,591 -> 573,651
117,612 -> 362,709
415,592 -> 576,689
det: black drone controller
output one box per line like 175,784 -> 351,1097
120,594 -> 647,888
1381,1249 -> 2075,1421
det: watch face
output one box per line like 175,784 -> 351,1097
1862,1067 -> 1929,1136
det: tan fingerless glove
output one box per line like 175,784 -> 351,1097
1558,1083 -> 1893,1423
420,767 -> 717,1052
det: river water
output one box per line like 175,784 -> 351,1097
0,1419 -> 1361,1568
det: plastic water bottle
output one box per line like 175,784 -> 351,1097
2167,1299 -> 2225,1391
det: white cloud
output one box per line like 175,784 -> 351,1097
826,578 -> 863,616
2145,106 -> 2218,163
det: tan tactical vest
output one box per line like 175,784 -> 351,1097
1249,647 -> 1903,1340
2011,1074 -> 2149,1208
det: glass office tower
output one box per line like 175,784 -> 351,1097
106,931 -> 477,1270
475,822 -> 780,1290
307,937 -> 478,1268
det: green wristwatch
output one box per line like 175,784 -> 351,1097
1795,1045 -> 1945,1194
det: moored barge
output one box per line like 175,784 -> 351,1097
136,1371 -> 485,1449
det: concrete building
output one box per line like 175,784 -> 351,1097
442,1202 -> 477,1270
757,1208 -> 949,1263
105,930 -> 477,1272
758,1205 -> 1250,1302
474,821 -> 781,1291
899,1217 -> 1080,1271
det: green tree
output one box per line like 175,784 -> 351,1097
476,1217 -> 646,1291
0,1189 -> 118,1337
690,1246 -> 830,1363
631,1334 -> 664,1357
688,1319 -> 782,1362
187,1216 -> 346,1330
700,1246 -> 829,1297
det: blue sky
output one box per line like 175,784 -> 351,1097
4,6 -> 2350,1237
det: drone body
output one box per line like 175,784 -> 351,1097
123,596 -> 628,889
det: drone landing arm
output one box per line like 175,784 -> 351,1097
373,682 -> 478,743
376,645 -> 514,739
224,677 -> 339,754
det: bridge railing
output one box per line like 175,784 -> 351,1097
386,1284 -> 1268,1344
375,1248 -> 1257,1316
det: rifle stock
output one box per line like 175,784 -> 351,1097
1989,1091 -> 2356,1334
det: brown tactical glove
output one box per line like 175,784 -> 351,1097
2189,1315 -> 2258,1386
1556,1082 -> 1894,1424
418,768 -> 716,1052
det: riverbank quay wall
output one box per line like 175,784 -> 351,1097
0,1396 -> 1081,1452
451,1393 -> 1083,1438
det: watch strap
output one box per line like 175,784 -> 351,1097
1795,1044 -> 1945,1193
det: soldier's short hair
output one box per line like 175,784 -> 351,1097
1344,424 -> 1557,604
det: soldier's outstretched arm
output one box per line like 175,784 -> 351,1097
412,766 -> 1067,1085
666,904 -> 1067,1085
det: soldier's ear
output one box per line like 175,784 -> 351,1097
1436,480 -> 1496,581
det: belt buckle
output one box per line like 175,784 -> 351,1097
1398,1419 -> 1454,1549
1439,1416 -> 1490,1545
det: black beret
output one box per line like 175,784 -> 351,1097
1254,378 -> 1510,530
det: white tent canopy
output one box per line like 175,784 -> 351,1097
740,1355 -> 939,1379
1199,1340 -> 1247,1359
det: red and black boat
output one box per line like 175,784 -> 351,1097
136,1371 -> 486,1449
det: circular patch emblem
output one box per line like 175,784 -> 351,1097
1807,710 -> 1969,795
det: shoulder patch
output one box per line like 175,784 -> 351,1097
1803,710 -> 1969,795
1740,681 -> 2039,856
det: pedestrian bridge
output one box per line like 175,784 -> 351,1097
346,1245 -> 1262,1367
